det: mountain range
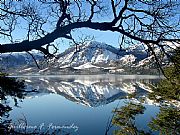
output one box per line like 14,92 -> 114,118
0,41 -> 166,75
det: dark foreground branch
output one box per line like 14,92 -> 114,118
1,20 -> 176,54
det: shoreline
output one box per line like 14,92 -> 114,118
8,74 -> 165,79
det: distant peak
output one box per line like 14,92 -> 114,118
127,43 -> 146,52
84,41 -> 114,49
86,41 -> 104,46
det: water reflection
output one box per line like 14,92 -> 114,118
22,75 -> 161,107
6,75 -> 169,135
0,74 -> 25,134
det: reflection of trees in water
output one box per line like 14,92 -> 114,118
0,74 -> 70,135
1,72 -> 179,135
0,73 -> 26,134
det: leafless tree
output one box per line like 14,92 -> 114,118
0,0 -> 180,70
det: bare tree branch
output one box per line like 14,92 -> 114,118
0,0 -> 179,72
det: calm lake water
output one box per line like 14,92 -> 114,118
7,75 -> 163,135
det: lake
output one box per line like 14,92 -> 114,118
7,75 -> 163,135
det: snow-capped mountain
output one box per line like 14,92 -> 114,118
0,41 -> 165,75
56,41 -> 147,67
23,75 -> 158,107
35,41 -> 152,74
0,52 -> 43,71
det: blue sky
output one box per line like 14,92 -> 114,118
1,0 -> 179,54
58,28 -> 121,52
0,0 -> 121,53
3,0 -> 173,53
0,21 -> 121,53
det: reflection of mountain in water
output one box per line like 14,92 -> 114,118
23,75 -> 160,107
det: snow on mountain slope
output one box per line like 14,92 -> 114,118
119,54 -> 136,65
0,52 -> 43,70
134,42 -> 180,68
1,41 -> 172,74
74,62 -> 100,69
56,41 -> 147,69
127,43 -> 146,53
57,41 -> 118,66
135,56 -> 154,67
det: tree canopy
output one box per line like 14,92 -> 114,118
0,0 -> 179,58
